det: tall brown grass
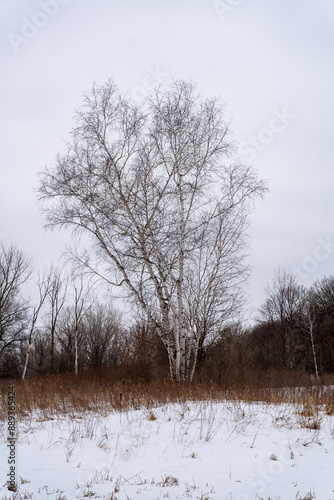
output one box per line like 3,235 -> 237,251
1,366 -> 333,421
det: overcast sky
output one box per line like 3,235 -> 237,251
1,0 -> 334,319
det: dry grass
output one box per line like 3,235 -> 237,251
295,489 -> 316,500
0,372 -> 328,500
0,368 -> 333,422
156,475 -> 179,487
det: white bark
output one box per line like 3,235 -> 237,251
302,303 -> 319,380
309,316 -> 319,380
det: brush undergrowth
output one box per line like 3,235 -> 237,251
0,368 -> 333,420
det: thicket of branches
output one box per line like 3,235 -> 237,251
1,239 -> 334,385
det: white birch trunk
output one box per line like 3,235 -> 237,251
308,314 -> 319,380
22,342 -> 31,380
74,329 -> 78,376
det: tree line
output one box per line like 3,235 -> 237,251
0,242 -> 121,378
1,241 -> 333,383
203,270 -> 334,385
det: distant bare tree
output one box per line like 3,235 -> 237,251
81,303 -> 121,367
0,242 -> 31,374
55,277 -> 99,374
39,79 -> 266,382
258,269 -> 304,369
72,277 -> 94,375
311,276 -> 334,319
309,276 -> 334,373
56,302 -> 88,374
44,265 -> 67,373
299,293 -> 319,379
22,270 -> 51,379
58,276 -> 95,375
55,306 -> 76,371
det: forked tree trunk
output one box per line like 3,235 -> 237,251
166,337 -> 199,383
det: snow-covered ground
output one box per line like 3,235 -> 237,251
1,399 -> 334,499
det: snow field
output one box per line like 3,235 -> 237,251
1,399 -> 334,499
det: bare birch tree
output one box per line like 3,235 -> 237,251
39,79 -> 266,382
299,294 -> 319,380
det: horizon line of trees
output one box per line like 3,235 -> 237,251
1,240 -> 334,383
